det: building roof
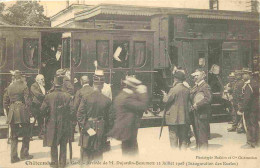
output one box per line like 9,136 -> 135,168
51,3 -> 259,27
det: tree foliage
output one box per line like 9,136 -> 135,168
3,1 -> 50,26
0,2 -> 5,16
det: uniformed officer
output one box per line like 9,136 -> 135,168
190,70 -> 212,150
77,70 -> 112,162
3,70 -> 33,163
223,72 -> 236,124
227,70 -> 245,133
162,70 -> 190,149
30,74 -> 46,139
108,76 -> 148,156
240,70 -> 259,148
40,75 -> 72,168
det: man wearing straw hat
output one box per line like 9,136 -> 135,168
40,75 -> 72,168
240,69 -> 259,148
190,70 -> 212,150
3,70 -> 33,163
77,69 -> 112,162
108,76 -> 148,156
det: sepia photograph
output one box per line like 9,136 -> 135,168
0,0 -> 259,168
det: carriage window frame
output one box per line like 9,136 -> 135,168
23,38 -> 39,69
134,41 -> 146,68
62,38 -> 71,68
73,39 -> 82,67
96,40 -> 109,68
0,38 -> 6,68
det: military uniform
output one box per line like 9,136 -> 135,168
3,79 -> 31,163
190,80 -> 212,150
40,86 -> 72,168
229,78 -> 245,130
30,82 -> 45,138
77,89 -> 112,162
241,78 -> 259,147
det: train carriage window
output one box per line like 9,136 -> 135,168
113,41 -> 129,68
96,40 -> 109,68
134,41 -> 146,67
23,39 -> 39,68
73,40 -> 81,67
0,38 -> 6,67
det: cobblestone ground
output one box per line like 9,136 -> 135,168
0,122 -> 260,168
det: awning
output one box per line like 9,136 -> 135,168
188,14 -> 258,22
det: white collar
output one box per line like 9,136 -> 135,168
123,88 -> 133,94
38,83 -> 46,95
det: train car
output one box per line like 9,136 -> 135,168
0,25 -> 155,118
150,12 -> 259,119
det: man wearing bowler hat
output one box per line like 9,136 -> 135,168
162,70 -> 190,149
190,70 -> 212,150
108,76 -> 148,156
77,70 -> 112,162
40,75 -> 72,168
3,70 -> 33,163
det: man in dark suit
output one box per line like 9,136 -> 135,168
3,70 -> 33,163
30,74 -> 46,139
40,75 -> 72,168
72,76 -> 93,134
240,70 -> 259,148
77,70 -> 112,162
162,71 -> 190,149
190,70 -> 212,150
108,76 -> 148,156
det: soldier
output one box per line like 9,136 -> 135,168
223,72 -> 235,124
40,75 -> 72,168
162,70 -> 190,149
30,74 -> 46,139
190,70 -> 212,150
240,70 -> 259,148
227,70 -> 245,133
108,76 -> 148,156
77,70 -> 112,162
3,70 -> 33,163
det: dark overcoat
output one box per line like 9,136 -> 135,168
72,85 -> 93,114
108,88 -> 148,141
164,82 -> 190,125
77,90 -> 112,149
62,76 -> 74,96
190,80 -> 212,148
40,88 -> 72,147
3,80 -> 30,124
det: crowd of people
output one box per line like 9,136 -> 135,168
224,68 -> 259,148
3,67 -> 148,167
2,63 -> 259,167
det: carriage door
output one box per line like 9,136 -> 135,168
62,32 -> 74,82
111,37 -> 131,97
